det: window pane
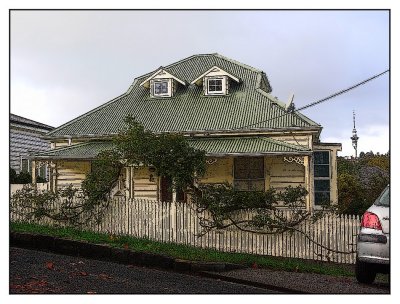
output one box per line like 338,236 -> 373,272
234,157 -> 264,179
248,180 -> 265,191
234,157 -> 264,191
314,165 -> 329,177
154,82 -> 168,94
39,165 -> 46,178
314,180 -> 330,191
315,192 -> 330,205
208,79 -> 222,92
314,151 -> 329,164
234,180 -> 249,191
234,159 -> 248,179
21,159 -> 29,173
233,180 -> 265,191
247,158 -> 264,179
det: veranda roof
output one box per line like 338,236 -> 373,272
33,137 -> 311,160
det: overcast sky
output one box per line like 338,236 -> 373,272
10,10 -> 389,157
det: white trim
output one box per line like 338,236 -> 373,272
191,65 -> 240,85
140,69 -> 185,88
205,76 -> 226,95
151,79 -> 172,98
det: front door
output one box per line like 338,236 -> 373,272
160,176 -> 173,202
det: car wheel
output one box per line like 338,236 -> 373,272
355,260 -> 376,284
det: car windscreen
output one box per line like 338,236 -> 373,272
375,186 -> 389,207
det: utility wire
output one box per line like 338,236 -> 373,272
234,69 -> 389,130
296,69 -> 389,112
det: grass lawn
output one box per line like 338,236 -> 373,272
10,221 -> 354,277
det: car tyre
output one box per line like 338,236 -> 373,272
355,260 -> 376,284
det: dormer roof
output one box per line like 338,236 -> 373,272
139,68 -> 186,88
191,65 -> 241,86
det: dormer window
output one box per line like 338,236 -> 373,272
154,81 -> 168,94
140,68 -> 186,98
152,79 -> 171,97
206,77 -> 225,95
191,66 -> 241,96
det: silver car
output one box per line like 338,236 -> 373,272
356,185 -> 390,284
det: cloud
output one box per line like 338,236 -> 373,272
11,80 -> 118,127
323,124 -> 389,157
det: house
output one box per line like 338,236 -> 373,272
10,113 -> 54,179
32,53 -> 341,210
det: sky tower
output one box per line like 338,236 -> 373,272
351,111 -> 359,158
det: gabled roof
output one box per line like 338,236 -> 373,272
47,53 -> 321,138
191,65 -> 241,85
10,113 -> 54,131
139,68 -> 186,88
33,137 -> 310,159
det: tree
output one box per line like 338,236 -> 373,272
337,172 -> 367,215
12,116 -> 207,227
10,167 -> 33,184
337,153 -> 389,215
192,183 -> 352,256
11,117 -> 356,256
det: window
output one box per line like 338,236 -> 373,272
21,158 -> 31,174
313,151 -> 330,205
154,81 -> 168,95
152,80 -> 171,97
206,77 -> 227,95
234,157 -> 264,191
208,78 -> 223,92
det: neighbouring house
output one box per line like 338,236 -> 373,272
31,53 -> 341,210
10,113 -> 54,179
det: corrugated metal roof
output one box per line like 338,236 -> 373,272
10,113 -> 54,131
34,137 -> 310,159
47,53 -> 320,138
188,137 -> 311,155
33,141 -> 114,159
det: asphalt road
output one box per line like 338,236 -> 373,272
9,247 -> 277,294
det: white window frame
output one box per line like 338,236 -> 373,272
20,157 -> 31,174
152,79 -> 171,97
205,76 -> 227,95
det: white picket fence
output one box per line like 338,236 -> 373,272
10,197 -> 361,264
10,183 -> 48,194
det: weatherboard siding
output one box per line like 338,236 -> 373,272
271,134 -> 311,148
267,156 -> 306,192
132,167 -> 158,200
55,161 -> 91,189
10,125 -> 52,173
200,157 -> 234,184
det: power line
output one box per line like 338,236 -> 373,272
234,69 -> 389,130
296,69 -> 389,111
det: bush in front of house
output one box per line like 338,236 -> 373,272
10,167 -> 47,184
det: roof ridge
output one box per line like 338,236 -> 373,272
135,53 -> 217,82
255,90 -> 320,127
213,53 -> 263,73
10,113 -> 54,129
135,53 -> 262,83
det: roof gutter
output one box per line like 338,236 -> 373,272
43,126 -> 322,141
